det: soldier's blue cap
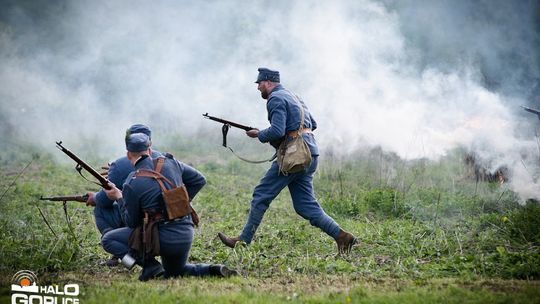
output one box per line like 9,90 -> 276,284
255,67 -> 280,83
126,133 -> 151,152
126,124 -> 152,139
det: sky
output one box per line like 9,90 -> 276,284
1,0 -> 539,199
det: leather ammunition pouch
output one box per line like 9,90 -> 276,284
277,133 -> 312,175
135,157 -> 199,226
276,93 -> 312,175
129,209 -> 162,259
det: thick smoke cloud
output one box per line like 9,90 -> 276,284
0,0 -> 539,199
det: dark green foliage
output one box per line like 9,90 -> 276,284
363,188 -> 408,218
322,187 -> 409,218
0,147 -> 103,274
505,200 -> 540,244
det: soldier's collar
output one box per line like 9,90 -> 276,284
271,84 -> 283,93
134,154 -> 150,167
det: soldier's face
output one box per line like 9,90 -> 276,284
258,81 -> 270,99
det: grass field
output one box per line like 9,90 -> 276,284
1,138 -> 539,303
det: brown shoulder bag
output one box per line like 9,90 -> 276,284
135,157 -> 199,225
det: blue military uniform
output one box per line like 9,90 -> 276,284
93,124 -> 159,235
93,152 -> 160,234
238,70 -> 341,243
101,134 -> 217,278
93,156 -> 135,234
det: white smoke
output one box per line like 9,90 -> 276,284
0,0 -> 539,199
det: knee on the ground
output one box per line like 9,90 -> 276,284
100,230 -> 115,252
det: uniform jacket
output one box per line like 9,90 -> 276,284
120,154 -> 206,228
94,150 -> 161,209
257,84 -> 319,156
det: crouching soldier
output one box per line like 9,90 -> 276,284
87,124 -> 160,267
102,133 -> 237,281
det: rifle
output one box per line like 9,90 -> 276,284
521,105 -> 540,120
40,194 -> 89,203
56,141 -> 112,190
202,113 -> 282,149
39,194 -> 89,238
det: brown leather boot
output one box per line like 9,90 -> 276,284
335,229 -> 357,254
218,232 -> 242,248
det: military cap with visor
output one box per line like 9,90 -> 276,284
255,67 -> 280,83
126,133 -> 151,152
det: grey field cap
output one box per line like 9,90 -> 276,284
255,67 -> 280,83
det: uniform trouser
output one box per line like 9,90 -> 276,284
239,156 -> 341,243
94,202 -> 123,236
101,217 -> 211,278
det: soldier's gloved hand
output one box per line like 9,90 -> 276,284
85,192 -> 96,207
100,163 -> 111,177
246,129 -> 259,138
104,182 -> 122,201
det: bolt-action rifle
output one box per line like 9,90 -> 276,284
40,194 -> 89,203
522,105 -> 540,120
39,193 -> 90,237
56,141 -> 112,190
202,113 -> 282,149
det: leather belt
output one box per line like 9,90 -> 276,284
144,208 -> 190,224
161,214 -> 190,225
287,128 -> 312,138
143,208 -> 165,221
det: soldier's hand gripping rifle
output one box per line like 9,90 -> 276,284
56,141 -> 112,190
202,113 -> 282,149
521,105 -> 540,120
40,194 -> 89,203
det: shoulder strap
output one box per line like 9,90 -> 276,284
134,157 -> 177,190
154,157 -> 165,174
286,89 -> 305,131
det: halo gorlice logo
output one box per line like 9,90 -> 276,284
11,270 -> 39,293
11,270 -> 80,304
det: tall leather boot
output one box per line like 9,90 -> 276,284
218,232 -> 242,248
335,229 -> 357,254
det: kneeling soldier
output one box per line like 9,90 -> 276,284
88,124 -> 160,267
102,132 -> 237,280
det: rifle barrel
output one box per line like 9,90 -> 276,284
521,105 -> 540,115
202,113 -> 255,131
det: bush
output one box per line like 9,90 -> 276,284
364,188 -> 409,218
320,194 -> 365,218
321,188 -> 409,219
505,200 -> 540,245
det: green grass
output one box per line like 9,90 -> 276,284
0,140 -> 539,303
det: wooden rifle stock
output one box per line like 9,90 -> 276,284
56,141 -> 112,190
40,194 -> 89,203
